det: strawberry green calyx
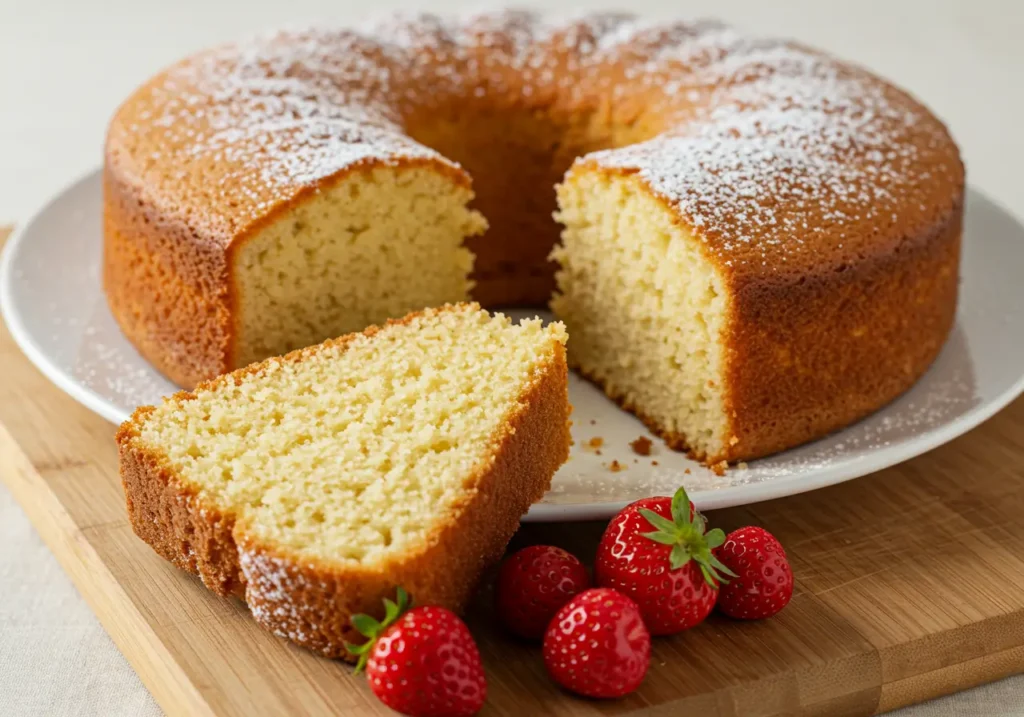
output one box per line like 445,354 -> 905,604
345,586 -> 411,672
639,486 -> 738,587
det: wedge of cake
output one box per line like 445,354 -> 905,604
116,303 -> 570,657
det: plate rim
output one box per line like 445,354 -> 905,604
1,169 -> 132,427
4,167 -> 1024,522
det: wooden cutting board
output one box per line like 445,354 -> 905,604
3,224 -> 1024,717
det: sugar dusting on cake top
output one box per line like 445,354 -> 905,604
583,24 -> 962,272
106,10 -> 963,266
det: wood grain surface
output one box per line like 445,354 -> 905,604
3,225 -> 1024,716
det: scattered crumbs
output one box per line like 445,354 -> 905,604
596,449 -> 602,456
629,436 -> 653,456
608,460 -> 625,472
737,461 -> 749,470
550,362 -> 976,499
633,458 -> 638,464
588,437 -> 604,449
712,460 -> 729,476
651,460 -> 659,466
589,419 -> 597,426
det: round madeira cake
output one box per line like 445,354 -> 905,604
103,11 -> 964,465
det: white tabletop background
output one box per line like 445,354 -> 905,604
1,0 -> 1023,714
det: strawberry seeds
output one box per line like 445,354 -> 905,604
347,485 -> 793,714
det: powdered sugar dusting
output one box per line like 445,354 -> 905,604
584,24 -> 961,271
239,544 -> 329,649
112,28 -> 450,235
110,10 -> 960,256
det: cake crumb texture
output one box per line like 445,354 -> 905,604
105,10 -> 963,465
630,437 -> 653,456
553,171 -> 730,461
117,304 -> 571,657
234,166 -> 485,368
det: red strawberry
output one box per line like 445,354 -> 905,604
347,588 -> 486,717
496,545 -> 591,640
594,486 -> 735,635
543,588 -> 651,699
715,527 -> 794,620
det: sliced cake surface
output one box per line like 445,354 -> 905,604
116,303 -> 570,657
105,11 -> 963,464
552,170 -> 730,462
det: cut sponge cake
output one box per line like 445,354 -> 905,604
116,303 -> 570,657
552,170 -> 730,462
231,165 -> 487,370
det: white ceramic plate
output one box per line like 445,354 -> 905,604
4,169 -> 1024,521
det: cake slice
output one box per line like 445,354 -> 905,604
552,168 -> 731,464
116,303 -> 570,657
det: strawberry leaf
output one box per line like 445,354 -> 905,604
347,587 -> 413,674
698,563 -> 715,586
352,652 -> 371,673
670,486 -> 691,526
669,543 -> 692,570
704,528 -> 726,550
691,511 -> 707,536
709,554 -> 739,579
639,485 -> 735,588
639,508 -> 680,536
343,641 -> 372,656
641,530 -> 681,545
351,614 -> 381,638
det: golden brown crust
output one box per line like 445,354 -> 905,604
103,168 -> 231,387
103,151 -> 471,386
570,176 -> 963,466
116,305 -> 571,658
105,11 -> 965,466
118,421 -> 246,598
719,200 -> 962,463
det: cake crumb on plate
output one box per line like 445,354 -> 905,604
629,436 -> 653,456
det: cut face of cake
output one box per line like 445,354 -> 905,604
116,303 -> 570,657
552,170 -> 730,462
104,12 -> 963,464
232,165 -> 486,368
